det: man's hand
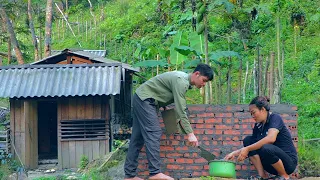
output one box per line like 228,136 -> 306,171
187,133 -> 199,147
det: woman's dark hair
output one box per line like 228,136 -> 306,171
193,63 -> 214,81
249,96 -> 270,111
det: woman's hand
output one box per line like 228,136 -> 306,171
224,152 -> 235,160
224,150 -> 240,160
237,147 -> 249,162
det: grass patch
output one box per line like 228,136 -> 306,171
298,140 -> 320,177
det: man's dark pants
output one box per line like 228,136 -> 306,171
124,93 -> 162,178
244,136 -> 297,175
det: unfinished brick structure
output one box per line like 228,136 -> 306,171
137,104 -> 298,179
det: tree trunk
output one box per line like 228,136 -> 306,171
227,39 -> 232,103
275,7 -> 282,103
253,59 -> 257,96
269,52 -> 275,102
44,0 -> 53,57
258,55 -> 263,96
0,5 -> 24,64
263,56 -> 269,96
0,56 -> 2,66
238,58 -> 242,104
243,61 -> 249,103
28,0 -> 39,61
203,13 -> 210,104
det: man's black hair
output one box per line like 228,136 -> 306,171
193,63 -> 214,81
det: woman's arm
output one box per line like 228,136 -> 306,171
237,128 -> 279,161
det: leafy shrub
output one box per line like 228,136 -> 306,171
79,155 -> 89,170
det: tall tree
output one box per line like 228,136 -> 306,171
28,0 -> 39,61
0,5 -> 24,64
44,0 -> 53,57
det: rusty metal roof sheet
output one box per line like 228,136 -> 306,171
0,64 -> 121,98
51,49 -> 107,57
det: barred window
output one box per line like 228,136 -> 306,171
59,119 -> 109,141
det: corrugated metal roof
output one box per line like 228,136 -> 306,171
51,49 -> 107,57
0,64 -> 121,98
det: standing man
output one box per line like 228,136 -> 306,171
124,64 -> 214,180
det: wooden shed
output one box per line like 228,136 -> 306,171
0,49 -> 138,169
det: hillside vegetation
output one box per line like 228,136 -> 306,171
0,0 -> 319,177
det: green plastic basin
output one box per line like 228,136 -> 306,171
209,160 -> 236,178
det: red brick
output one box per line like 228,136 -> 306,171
176,158 -> 194,163
225,118 -> 232,124
160,153 -> 166,157
188,106 -> 206,112
234,118 -> 239,123
202,171 -> 209,176
242,118 -> 255,123
189,114 -> 196,118
202,141 -> 210,146
215,125 -> 232,129
213,130 -> 223,134
204,118 -> 215,123
186,165 -> 203,170
200,136 -> 209,141
167,164 -> 184,170
242,124 -> 249,129
204,124 -> 213,128
175,146 -> 188,151
226,106 -> 232,111
232,136 -> 239,141
224,130 -> 240,135
190,118 -> 204,124
192,172 -> 202,176
138,164 -> 147,169
236,165 -> 241,170
163,158 -> 175,163
160,146 -> 174,151
234,112 -> 251,117
243,130 -> 252,135
197,112 -> 215,117
215,113 -> 233,117
203,164 -> 209,170
138,171 -> 149,175
212,141 -> 218,145
204,129 -> 214,134
233,124 -> 240,129
195,158 -> 207,163
196,124 -> 205,128
242,165 -> 248,170
193,129 -> 205,134
183,153 -> 198,158
166,152 -> 183,158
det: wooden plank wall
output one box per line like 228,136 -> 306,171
58,95 -> 110,169
10,99 -> 38,169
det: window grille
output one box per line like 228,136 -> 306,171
59,119 -> 109,141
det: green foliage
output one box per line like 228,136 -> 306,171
0,163 -> 11,180
33,177 -> 58,180
79,155 -> 89,170
298,141 -> 320,177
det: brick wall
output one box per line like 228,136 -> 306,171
137,104 -> 298,179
